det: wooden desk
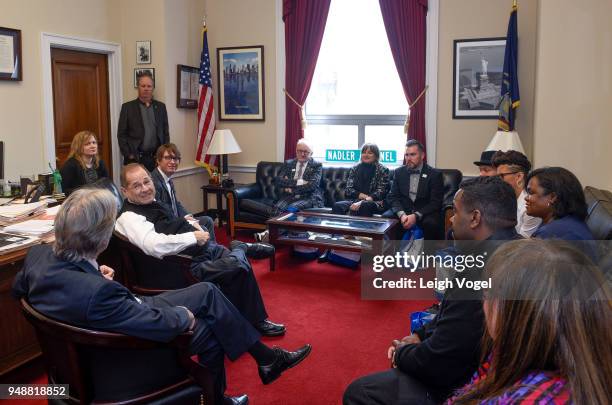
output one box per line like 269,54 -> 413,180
0,246 -> 41,377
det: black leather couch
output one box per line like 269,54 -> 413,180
584,186 -> 612,240
225,161 -> 462,238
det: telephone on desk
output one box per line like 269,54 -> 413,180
24,183 -> 45,204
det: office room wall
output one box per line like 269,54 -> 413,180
0,0 -> 118,182
435,0 -> 538,176
532,0 -> 612,190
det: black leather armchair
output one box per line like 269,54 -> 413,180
21,299 -> 214,405
584,186 -> 612,240
226,162 -> 462,238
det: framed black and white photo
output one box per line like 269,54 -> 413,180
217,45 -> 265,121
0,27 -> 22,81
453,37 -> 506,119
134,68 -> 155,88
136,40 -> 151,64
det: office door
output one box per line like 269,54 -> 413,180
51,48 -> 112,175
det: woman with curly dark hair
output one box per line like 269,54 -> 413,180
524,167 -> 593,240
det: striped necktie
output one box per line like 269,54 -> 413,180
168,178 -> 178,216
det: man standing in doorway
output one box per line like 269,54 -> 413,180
118,71 -> 169,171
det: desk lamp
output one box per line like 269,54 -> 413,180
207,129 -> 242,188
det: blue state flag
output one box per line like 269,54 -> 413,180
498,4 -> 520,131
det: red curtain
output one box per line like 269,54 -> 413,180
379,0 -> 428,150
283,0 -> 331,160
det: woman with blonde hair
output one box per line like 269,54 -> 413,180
60,130 -> 109,195
449,239 -> 611,404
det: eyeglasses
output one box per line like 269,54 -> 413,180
296,149 -> 311,155
128,177 -> 153,191
163,155 -> 181,162
497,171 -> 520,179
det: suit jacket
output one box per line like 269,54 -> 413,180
60,157 -> 109,196
151,167 -> 189,217
117,99 -> 170,158
344,162 -> 390,203
12,244 -> 190,343
395,228 -> 522,398
387,164 -> 444,221
276,158 -> 324,207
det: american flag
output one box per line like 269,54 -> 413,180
195,25 -> 217,170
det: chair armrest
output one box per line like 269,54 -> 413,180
233,183 -> 261,200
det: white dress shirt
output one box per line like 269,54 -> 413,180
115,211 -> 196,259
516,189 -> 542,237
293,161 -> 309,186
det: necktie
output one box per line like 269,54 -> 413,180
296,163 -> 305,180
168,179 -> 178,216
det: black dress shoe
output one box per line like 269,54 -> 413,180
258,345 -> 312,385
231,241 -> 275,259
223,394 -> 249,405
317,249 -> 329,263
255,319 -> 286,337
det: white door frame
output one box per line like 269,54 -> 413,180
41,32 -> 123,185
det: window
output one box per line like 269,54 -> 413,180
305,0 -> 408,167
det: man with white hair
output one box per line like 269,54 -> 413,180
12,188 -> 311,405
242,139 -> 324,240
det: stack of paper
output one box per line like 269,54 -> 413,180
0,232 -> 41,255
0,201 -> 48,226
4,219 -> 55,238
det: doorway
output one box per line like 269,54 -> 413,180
51,48 -> 112,175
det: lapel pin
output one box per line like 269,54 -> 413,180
422,173 -> 428,178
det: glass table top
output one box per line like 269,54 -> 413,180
274,213 -> 387,231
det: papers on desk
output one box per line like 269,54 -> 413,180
4,219 -> 55,238
0,232 -> 41,254
0,201 -> 48,225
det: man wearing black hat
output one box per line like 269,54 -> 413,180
473,150 -> 497,177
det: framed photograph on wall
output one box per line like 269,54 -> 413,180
0,27 -> 22,81
453,37 -> 506,119
217,45 -> 265,121
136,40 -> 151,64
134,68 -> 155,88
176,64 -> 199,108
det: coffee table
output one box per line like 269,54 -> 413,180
266,212 -> 399,271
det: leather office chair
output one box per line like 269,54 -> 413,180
21,299 -> 214,405
113,232 -> 199,295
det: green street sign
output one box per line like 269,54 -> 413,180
325,149 -> 397,163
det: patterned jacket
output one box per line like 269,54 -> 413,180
344,162 -> 390,203
275,158 -> 324,207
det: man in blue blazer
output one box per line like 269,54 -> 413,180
241,139 -> 324,224
12,188 -> 311,405
151,143 -> 215,241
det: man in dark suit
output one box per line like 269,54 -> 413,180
118,71 -> 169,171
344,177 -> 521,405
151,143 -> 216,241
385,139 -> 444,240
117,164 -> 283,338
12,188 -> 311,405
242,139 -> 324,233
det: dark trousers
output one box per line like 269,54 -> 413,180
332,200 -> 383,217
240,196 -> 316,219
183,242 -> 268,325
197,215 -> 216,241
142,282 -> 261,403
343,369 -> 444,405
123,152 -> 157,172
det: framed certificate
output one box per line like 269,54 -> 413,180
0,27 -> 22,81
176,64 -> 199,109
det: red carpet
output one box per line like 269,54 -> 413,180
9,228 -> 432,405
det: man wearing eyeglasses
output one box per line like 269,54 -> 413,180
116,163 -> 285,337
151,143 -> 216,241
244,139 -> 324,239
